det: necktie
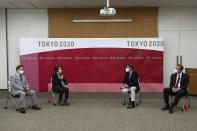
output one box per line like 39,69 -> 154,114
19,75 -> 25,89
129,72 -> 132,80
19,75 -> 23,82
175,75 -> 180,88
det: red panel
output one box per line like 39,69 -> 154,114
21,48 -> 163,92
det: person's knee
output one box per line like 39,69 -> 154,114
163,88 -> 170,93
130,87 -> 136,92
20,91 -> 26,96
163,88 -> 167,92
64,87 -> 69,92
176,91 -> 184,96
29,90 -> 36,95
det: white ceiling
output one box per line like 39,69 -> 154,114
0,0 -> 197,8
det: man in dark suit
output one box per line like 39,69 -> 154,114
161,64 -> 189,113
52,65 -> 70,106
122,64 -> 139,108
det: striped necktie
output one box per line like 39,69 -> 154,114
175,75 -> 180,88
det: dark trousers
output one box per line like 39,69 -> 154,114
163,88 -> 187,106
52,86 -> 69,102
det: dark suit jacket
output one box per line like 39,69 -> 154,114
52,72 -> 68,89
169,73 -> 189,91
123,71 -> 140,91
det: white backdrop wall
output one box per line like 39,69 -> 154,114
159,7 -> 197,87
0,7 -> 197,89
0,9 -> 48,89
0,8 -> 7,89
7,9 -> 48,79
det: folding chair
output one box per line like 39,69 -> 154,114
48,78 -> 57,105
4,81 -> 31,111
169,88 -> 191,112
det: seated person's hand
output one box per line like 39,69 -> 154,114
172,88 -> 175,92
123,84 -> 128,88
64,85 -> 68,88
174,88 -> 179,93
20,88 -> 25,91
120,84 -> 128,89
172,88 -> 179,93
26,88 -> 30,91
60,75 -> 64,80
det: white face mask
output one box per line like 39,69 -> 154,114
126,68 -> 129,72
173,69 -> 177,73
58,70 -> 62,73
19,70 -> 24,75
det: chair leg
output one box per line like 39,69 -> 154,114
181,97 -> 188,112
51,91 -> 57,105
135,93 -> 139,106
188,95 -> 191,108
26,96 -> 32,108
4,93 -> 10,109
122,96 -> 126,105
10,95 -> 19,111
139,92 -> 142,103
122,97 -> 125,103
48,91 -> 52,103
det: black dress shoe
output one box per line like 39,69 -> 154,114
65,102 -> 70,106
19,108 -> 26,113
161,105 -> 170,110
32,105 -> 41,110
169,105 -> 174,113
58,101 -> 64,106
127,101 -> 135,108
64,99 -> 70,106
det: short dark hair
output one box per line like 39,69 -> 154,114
54,65 -> 62,72
16,65 -> 24,71
177,64 -> 184,71
127,64 -> 134,70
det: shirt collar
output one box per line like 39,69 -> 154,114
57,72 -> 61,77
177,72 -> 182,76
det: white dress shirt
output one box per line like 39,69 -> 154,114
176,72 -> 182,89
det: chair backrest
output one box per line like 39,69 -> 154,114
138,78 -> 141,90
51,78 -> 53,89
7,81 -> 11,93
187,87 -> 190,96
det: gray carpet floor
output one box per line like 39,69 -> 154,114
0,90 -> 197,131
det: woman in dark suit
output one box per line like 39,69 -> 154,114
52,65 -> 70,106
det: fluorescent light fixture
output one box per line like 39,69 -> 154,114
72,19 -> 132,23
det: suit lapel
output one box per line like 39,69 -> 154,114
15,73 -> 20,81
16,73 -> 23,83
128,71 -> 134,81
180,73 -> 185,86
174,73 -> 177,84
126,72 -> 129,81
